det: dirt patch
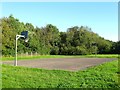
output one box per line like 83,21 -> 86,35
3,58 -> 117,71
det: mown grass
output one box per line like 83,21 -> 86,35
2,54 -> 118,61
2,55 -> 70,61
86,54 -> 119,58
2,60 -> 120,88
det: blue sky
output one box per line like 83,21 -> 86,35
1,2 -> 118,41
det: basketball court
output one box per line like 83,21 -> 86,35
3,58 -> 116,71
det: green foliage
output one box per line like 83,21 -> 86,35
111,41 -> 120,54
50,46 -> 59,55
58,26 -> 113,55
1,15 -> 118,56
2,60 -> 120,88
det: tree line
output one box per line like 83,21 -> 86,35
1,15 -> 119,56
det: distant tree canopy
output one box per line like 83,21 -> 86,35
1,15 -> 119,56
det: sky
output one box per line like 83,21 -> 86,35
1,2 -> 118,42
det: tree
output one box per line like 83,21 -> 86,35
1,15 -> 115,56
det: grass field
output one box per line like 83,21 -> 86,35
2,54 -> 118,61
2,59 -> 120,88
